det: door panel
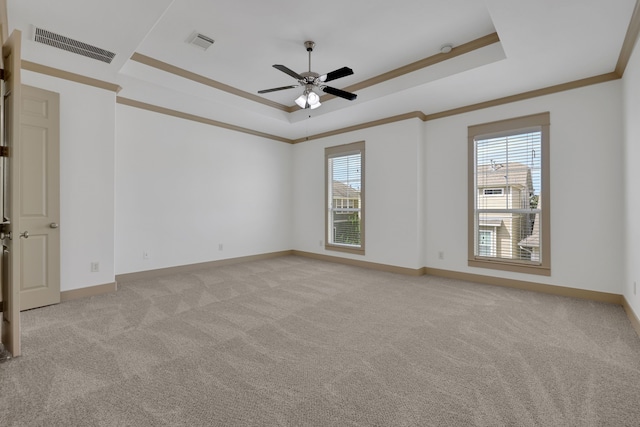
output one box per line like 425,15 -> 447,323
21,234 -> 47,291
19,85 -> 60,311
21,126 -> 47,216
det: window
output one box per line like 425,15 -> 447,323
483,188 -> 503,195
325,141 -> 365,254
468,112 -> 550,275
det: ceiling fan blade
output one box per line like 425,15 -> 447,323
257,85 -> 298,94
320,66 -> 354,82
273,64 -> 304,81
322,86 -> 357,101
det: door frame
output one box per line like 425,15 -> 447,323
1,28 -> 22,357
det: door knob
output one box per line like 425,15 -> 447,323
19,231 -> 29,239
50,223 -> 59,229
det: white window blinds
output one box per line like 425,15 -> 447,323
474,129 -> 542,263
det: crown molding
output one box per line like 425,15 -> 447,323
131,32 -> 500,114
21,60 -> 122,93
292,111 -> 426,143
24,0 -> 639,144
423,72 -> 620,122
117,71 -> 620,145
130,52 -> 291,112
116,96 -> 293,144
317,32 -> 500,105
616,0 -> 640,76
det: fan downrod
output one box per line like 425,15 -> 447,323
304,41 -> 315,73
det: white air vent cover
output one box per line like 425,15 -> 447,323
188,32 -> 215,50
34,27 -> 116,64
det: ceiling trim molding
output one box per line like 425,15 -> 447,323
130,52 -> 291,112
317,32 -> 501,104
131,33 -> 500,114
117,71 -> 619,146
616,0 -> 640,76
291,112 -> 427,144
295,72 -> 619,142
116,96 -> 294,144
423,72 -> 620,121
21,60 -> 122,93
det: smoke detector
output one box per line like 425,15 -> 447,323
440,44 -> 454,54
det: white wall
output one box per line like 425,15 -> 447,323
426,81 -> 624,294
292,80 -> 624,293
623,39 -> 640,317
21,67 -> 626,298
21,71 -> 116,291
115,105 -> 292,275
292,119 -> 425,270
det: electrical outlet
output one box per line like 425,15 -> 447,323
438,251 -> 444,260
634,281 -> 637,296
319,240 -> 323,247
143,251 -> 150,260
218,243 -> 223,251
90,262 -> 99,272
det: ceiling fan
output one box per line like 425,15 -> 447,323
257,41 -> 357,110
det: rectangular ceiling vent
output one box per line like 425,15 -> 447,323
34,27 -> 116,64
188,32 -> 215,51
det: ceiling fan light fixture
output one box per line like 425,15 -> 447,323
295,89 -> 321,109
295,94 -> 307,109
307,91 -> 320,105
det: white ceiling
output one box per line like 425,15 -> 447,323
7,0 -> 637,140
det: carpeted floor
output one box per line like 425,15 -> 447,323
1,255 -> 639,426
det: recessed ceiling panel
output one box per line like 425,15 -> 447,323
134,0 -> 496,106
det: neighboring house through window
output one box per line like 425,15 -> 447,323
325,141 -> 365,254
468,112 -> 550,275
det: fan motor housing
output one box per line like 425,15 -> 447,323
300,71 -> 320,83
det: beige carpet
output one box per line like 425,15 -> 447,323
1,255 -> 639,426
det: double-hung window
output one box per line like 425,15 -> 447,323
468,112 -> 550,275
325,141 -> 365,254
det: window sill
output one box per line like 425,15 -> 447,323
468,258 -> 550,276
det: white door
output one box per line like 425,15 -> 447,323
18,85 -> 60,311
1,29 -> 22,357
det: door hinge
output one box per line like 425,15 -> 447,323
0,147 -> 8,157
0,69 -> 4,80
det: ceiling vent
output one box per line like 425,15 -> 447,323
34,27 -> 116,64
187,32 -> 215,51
